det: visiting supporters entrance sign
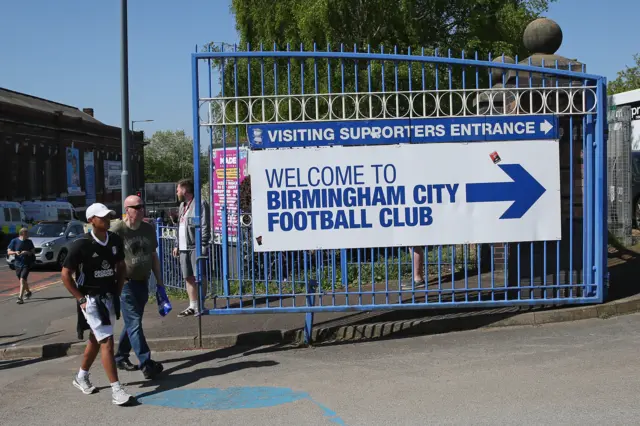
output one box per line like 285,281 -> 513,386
248,141 -> 561,252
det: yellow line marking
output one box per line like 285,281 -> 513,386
1,279 -> 62,299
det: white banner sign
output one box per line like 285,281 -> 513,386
249,141 -> 561,252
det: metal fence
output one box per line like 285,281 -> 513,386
607,105 -> 633,246
164,44 -> 609,342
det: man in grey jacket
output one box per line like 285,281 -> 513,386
172,178 -> 211,317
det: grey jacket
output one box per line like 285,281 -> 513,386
176,198 -> 211,251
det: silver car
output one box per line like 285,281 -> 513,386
5,220 -> 86,270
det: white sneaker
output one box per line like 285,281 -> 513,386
73,373 -> 96,395
112,386 -> 134,406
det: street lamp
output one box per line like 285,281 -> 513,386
130,119 -> 153,203
120,0 -> 130,217
132,119 -> 154,132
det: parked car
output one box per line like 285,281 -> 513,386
5,220 -> 86,270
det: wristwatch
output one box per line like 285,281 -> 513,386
78,297 -> 87,305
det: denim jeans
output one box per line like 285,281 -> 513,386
115,280 -> 151,367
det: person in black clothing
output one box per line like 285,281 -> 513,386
7,228 -> 35,304
61,203 -> 133,406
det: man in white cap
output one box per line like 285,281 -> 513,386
60,203 -> 134,406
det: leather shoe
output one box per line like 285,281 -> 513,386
116,359 -> 139,371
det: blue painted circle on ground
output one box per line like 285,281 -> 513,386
138,386 -> 310,410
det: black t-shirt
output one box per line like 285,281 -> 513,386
63,231 -> 125,295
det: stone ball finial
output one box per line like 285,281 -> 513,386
491,56 -> 515,83
523,18 -> 563,54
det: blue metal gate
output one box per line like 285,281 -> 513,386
162,44 -> 607,340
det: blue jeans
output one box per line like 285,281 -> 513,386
115,280 -> 151,367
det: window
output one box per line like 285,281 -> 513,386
29,159 -> 40,198
57,209 -> 72,221
71,225 -> 84,235
10,156 -> 20,199
10,208 -> 20,222
44,159 -> 54,196
3,208 -> 10,222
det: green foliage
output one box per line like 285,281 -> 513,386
204,0 -> 556,137
144,129 -> 209,189
229,0 -> 554,55
608,53 -> 640,95
218,244 -> 478,295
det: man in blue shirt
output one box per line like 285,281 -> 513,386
7,228 -> 35,304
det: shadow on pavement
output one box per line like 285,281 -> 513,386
118,346 -> 279,399
0,334 -> 24,339
28,296 -> 73,302
0,358 -> 45,371
0,331 -> 63,347
227,243 -> 640,355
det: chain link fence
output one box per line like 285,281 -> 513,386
607,105 -> 633,246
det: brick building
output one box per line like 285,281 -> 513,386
0,88 -> 145,214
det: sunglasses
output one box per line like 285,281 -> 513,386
126,205 -> 145,210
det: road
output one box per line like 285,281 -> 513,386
0,263 -> 73,348
2,313 -> 640,425
0,262 -> 62,301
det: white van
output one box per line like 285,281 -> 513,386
0,201 -> 28,241
21,201 -> 77,223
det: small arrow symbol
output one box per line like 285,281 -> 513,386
465,164 -> 546,219
540,119 -> 553,134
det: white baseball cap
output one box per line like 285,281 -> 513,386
86,203 -> 116,221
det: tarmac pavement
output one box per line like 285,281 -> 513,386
2,313 -> 640,425
0,281 -> 354,350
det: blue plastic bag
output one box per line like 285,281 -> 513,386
156,285 -> 172,317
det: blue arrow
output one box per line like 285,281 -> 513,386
465,164 -> 546,219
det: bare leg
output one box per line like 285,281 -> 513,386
412,248 -> 425,281
19,278 -> 26,299
80,333 -> 100,372
185,276 -> 197,306
99,336 -> 119,384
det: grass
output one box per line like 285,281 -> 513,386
162,244 -> 480,297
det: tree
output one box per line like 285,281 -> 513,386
204,0 -> 557,133
228,0 -> 554,56
608,53 -> 640,95
144,129 -> 209,189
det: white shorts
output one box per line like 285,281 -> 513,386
81,295 -> 116,342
